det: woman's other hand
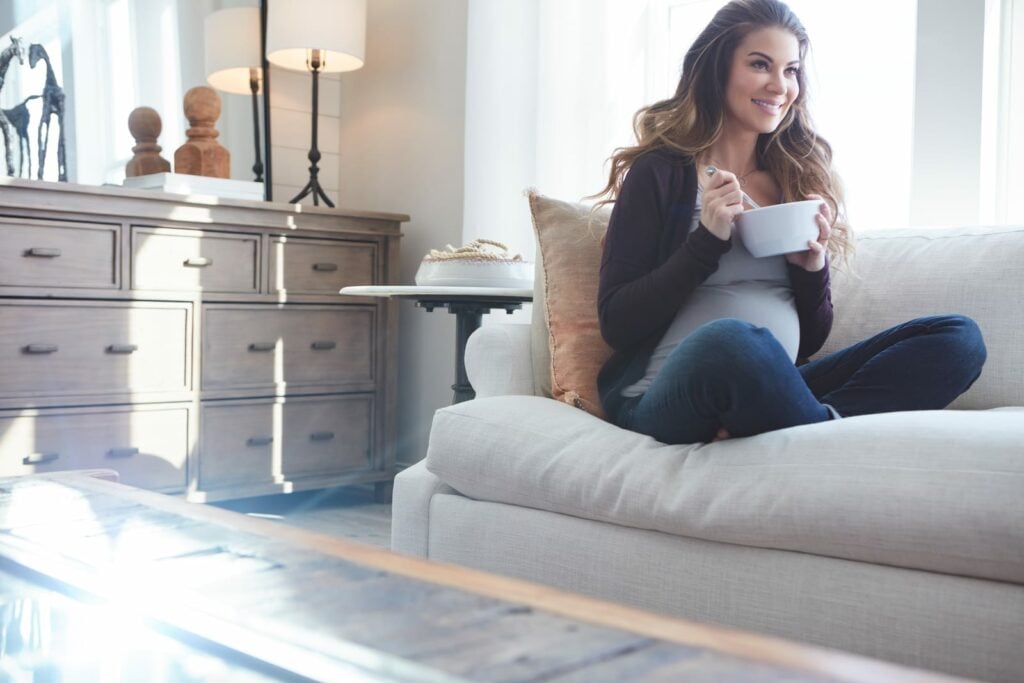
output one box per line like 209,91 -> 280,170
785,194 -> 831,272
701,169 -> 745,241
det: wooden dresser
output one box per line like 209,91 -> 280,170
0,178 -> 404,502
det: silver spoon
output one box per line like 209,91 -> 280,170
704,165 -> 760,208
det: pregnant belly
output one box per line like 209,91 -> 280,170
658,283 -> 800,362
620,282 -> 801,398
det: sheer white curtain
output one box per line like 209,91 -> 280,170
982,0 -> 1024,224
463,0 -> 655,261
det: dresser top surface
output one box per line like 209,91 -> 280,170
0,177 -> 410,224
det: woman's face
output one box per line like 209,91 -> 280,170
723,27 -> 801,135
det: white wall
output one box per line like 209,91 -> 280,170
336,0 -> 468,467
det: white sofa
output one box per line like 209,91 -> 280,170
392,225 -> 1024,682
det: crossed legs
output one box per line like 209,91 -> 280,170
620,316 -> 986,445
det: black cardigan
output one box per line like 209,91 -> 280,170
596,148 -> 833,421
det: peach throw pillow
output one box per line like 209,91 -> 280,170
527,191 -> 613,420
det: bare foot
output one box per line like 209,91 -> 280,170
712,427 -> 731,442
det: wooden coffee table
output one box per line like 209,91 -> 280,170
0,472 -> 969,682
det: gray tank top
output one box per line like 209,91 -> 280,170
622,189 -> 799,397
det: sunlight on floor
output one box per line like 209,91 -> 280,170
215,485 -> 392,550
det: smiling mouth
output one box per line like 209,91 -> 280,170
753,99 -> 784,114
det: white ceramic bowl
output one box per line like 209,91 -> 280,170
735,199 -> 821,258
414,258 -> 534,288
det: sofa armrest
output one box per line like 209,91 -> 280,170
391,460 -> 458,557
465,324 -> 536,398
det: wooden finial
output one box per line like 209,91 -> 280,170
173,85 -> 230,178
125,106 -> 171,177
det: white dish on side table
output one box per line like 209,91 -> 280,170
414,258 -> 534,289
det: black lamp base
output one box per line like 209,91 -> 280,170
289,173 -> 334,208
290,54 -> 334,208
249,74 -> 265,184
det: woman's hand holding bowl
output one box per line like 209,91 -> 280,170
784,194 -> 831,272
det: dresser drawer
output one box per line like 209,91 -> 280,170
0,300 -> 190,401
202,305 -> 374,391
198,395 -> 373,489
269,237 -> 377,294
132,227 -> 259,292
0,405 -> 189,491
199,400 -> 276,488
281,394 -> 373,479
0,218 -> 118,289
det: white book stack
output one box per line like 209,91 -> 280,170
123,172 -> 265,201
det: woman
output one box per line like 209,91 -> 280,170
593,0 -> 986,444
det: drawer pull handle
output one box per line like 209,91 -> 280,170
25,247 -> 62,258
23,452 -> 59,465
248,342 -> 276,352
106,344 -> 138,354
247,436 -> 274,447
313,262 -> 339,272
107,447 -> 140,459
23,344 -> 58,354
183,257 -> 213,268
311,340 -> 336,351
310,431 -> 335,442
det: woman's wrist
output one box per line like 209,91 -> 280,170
697,222 -> 731,243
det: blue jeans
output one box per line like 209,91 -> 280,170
618,315 -> 987,444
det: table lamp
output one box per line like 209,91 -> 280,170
204,6 -> 265,184
266,0 -> 366,207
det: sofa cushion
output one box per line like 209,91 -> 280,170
527,191 -> 613,418
425,395 -> 1024,584
822,225 -> 1024,409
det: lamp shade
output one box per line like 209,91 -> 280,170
266,0 -> 366,73
205,7 -> 262,94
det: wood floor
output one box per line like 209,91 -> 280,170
215,483 -> 393,550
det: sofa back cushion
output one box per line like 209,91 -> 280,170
527,191 -> 613,418
821,225 -> 1024,409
